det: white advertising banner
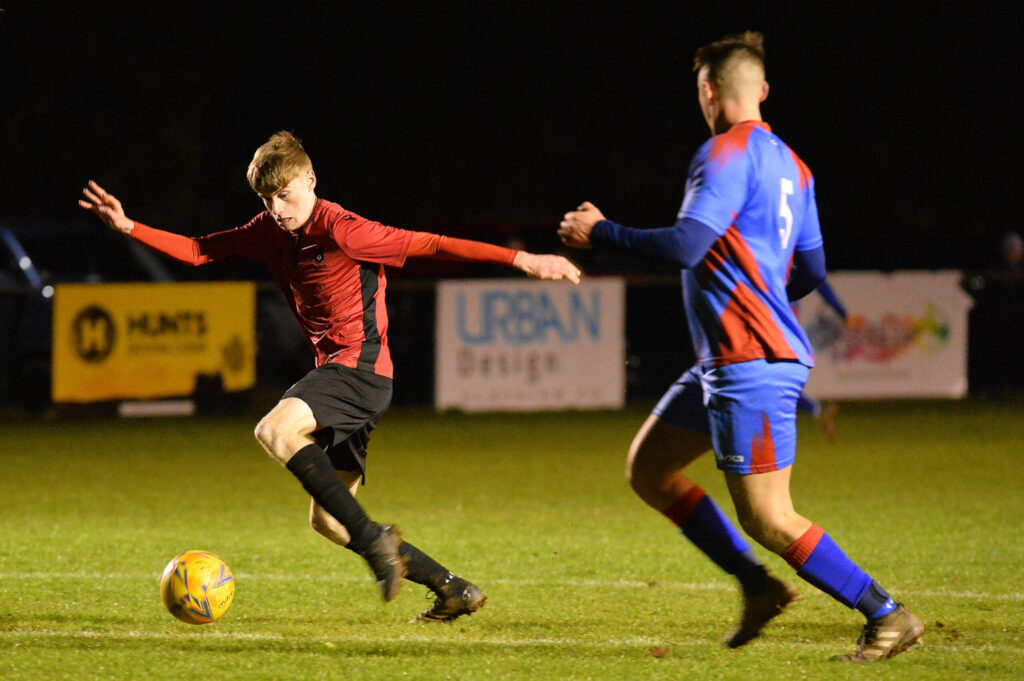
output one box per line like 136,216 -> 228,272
435,278 -> 625,411
800,271 -> 972,399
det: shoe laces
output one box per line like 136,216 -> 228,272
858,619 -> 881,645
424,575 -> 456,604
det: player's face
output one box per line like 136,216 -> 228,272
696,65 -> 719,133
260,170 -> 317,231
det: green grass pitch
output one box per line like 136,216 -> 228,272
1,400 -> 1022,680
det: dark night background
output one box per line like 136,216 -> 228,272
1,2 -> 1020,274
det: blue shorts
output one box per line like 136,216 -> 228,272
653,360 -> 809,475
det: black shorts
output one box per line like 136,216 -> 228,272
282,363 -> 393,479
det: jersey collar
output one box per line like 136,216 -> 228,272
736,120 -> 771,132
292,197 -> 322,235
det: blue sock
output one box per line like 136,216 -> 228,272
782,524 -> 872,608
664,486 -> 767,593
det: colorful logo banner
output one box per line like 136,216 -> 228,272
799,271 -> 972,398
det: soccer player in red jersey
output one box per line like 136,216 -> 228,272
80,131 -> 581,622
559,33 -> 921,660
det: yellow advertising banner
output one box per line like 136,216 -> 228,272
52,282 -> 256,403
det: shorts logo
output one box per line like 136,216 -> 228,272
72,305 -> 117,363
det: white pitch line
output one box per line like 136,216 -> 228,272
0,628 -> 663,648
0,573 -> 725,587
0,573 -> 1020,602
4,628 -> 1023,656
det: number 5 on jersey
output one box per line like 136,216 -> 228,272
778,177 -> 794,249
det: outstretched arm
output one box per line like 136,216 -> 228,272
404,232 -> 581,284
558,201 -> 719,269
332,213 -> 582,283
79,180 -> 248,266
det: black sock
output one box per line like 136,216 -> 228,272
285,444 -> 378,554
398,542 -> 451,591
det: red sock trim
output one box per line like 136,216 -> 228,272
660,486 -> 706,527
782,523 -> 824,569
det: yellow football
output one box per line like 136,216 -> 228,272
159,550 -> 235,624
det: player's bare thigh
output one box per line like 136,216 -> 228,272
724,467 -> 812,554
309,469 -> 363,547
253,397 -> 319,464
627,414 -> 713,510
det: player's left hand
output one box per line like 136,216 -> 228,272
558,201 -> 606,249
513,252 -> 582,284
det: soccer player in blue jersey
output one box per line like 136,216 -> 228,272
558,32 -> 922,661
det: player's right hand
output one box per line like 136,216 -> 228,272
78,180 -> 135,234
514,252 -> 582,284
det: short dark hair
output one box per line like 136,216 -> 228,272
693,31 -> 765,87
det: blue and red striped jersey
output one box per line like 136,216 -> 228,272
679,120 -> 822,367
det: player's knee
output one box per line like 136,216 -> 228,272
253,413 -> 292,462
625,462 -> 652,500
253,416 -> 274,449
736,511 -> 767,543
625,435 -> 665,496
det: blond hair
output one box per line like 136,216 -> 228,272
246,131 -> 313,195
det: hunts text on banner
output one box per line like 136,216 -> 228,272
52,282 -> 256,403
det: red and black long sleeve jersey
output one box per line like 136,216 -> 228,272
129,198 -> 516,378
